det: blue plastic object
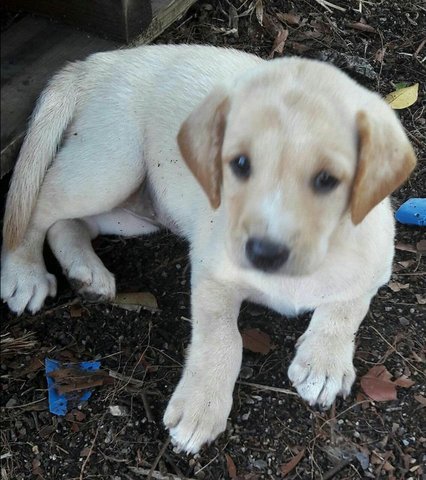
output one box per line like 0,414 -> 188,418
45,358 -> 101,416
395,198 -> 426,227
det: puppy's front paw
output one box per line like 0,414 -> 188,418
1,255 -> 57,314
164,376 -> 232,454
288,331 -> 356,408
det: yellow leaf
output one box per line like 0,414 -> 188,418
112,292 -> 158,312
385,83 -> 419,109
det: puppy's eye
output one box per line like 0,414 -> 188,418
230,155 -> 251,179
312,170 -> 340,193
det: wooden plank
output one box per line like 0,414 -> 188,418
1,16 -> 118,178
132,0 -> 197,45
2,0 -> 152,43
1,1 -> 197,178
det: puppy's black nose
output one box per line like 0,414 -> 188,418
245,237 -> 290,272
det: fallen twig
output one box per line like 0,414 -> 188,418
314,0 -> 346,12
147,437 -> 171,480
79,422 -> 101,480
108,369 -> 145,388
3,398 -> 46,409
0,332 -> 37,359
129,466 -> 195,480
322,457 -> 353,479
141,391 -> 155,422
237,380 -> 298,396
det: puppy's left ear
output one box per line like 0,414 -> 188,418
351,110 -> 417,224
178,87 -> 229,209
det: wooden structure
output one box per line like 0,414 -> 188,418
1,0 -> 197,178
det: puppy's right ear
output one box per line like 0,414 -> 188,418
178,87 -> 229,209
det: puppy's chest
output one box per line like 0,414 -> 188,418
247,277 -> 318,316
244,265 -> 356,317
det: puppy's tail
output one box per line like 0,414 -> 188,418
3,63 -> 80,251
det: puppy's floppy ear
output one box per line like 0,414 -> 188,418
351,110 -> 417,224
178,87 -> 229,209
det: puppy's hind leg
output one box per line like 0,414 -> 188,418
47,219 -> 115,303
2,137 -> 147,314
48,208 -> 160,302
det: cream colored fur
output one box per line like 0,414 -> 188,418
1,45 -> 416,454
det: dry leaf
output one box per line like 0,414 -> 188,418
360,365 -> 397,401
66,409 -> 86,423
385,83 -> 419,109
361,365 -> 415,402
16,356 -> 44,377
70,305 -> 83,318
255,0 -> 263,26
383,460 -> 395,472
388,281 -> 409,292
414,394 -> 426,407
228,4 -> 239,37
241,328 -> 272,355
395,242 -> 417,253
113,292 -> 158,312
348,21 -> 376,33
374,47 -> 386,63
32,458 -> 44,477
415,294 -> 426,305
289,41 -> 310,53
398,259 -> 415,268
276,12 -> 300,25
393,375 -> 415,388
416,239 -> 426,253
269,28 -> 289,58
225,453 -> 237,479
280,449 -> 305,476
410,351 -> 425,363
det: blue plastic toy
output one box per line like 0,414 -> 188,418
395,198 -> 426,227
45,358 -> 101,416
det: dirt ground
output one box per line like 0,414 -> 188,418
1,1 -> 425,479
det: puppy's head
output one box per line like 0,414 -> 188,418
178,59 -> 416,276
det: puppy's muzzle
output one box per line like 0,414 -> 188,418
245,237 -> 290,272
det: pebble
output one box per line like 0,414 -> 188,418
399,317 -> 410,326
6,398 -> 17,408
239,366 -> 253,379
253,459 -> 267,469
109,405 -> 129,417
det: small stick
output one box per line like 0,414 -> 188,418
129,467 -> 194,480
109,369 -> 145,387
237,380 -> 298,396
147,437 -> 171,480
322,457 -> 353,479
315,0 -> 346,12
4,397 -> 46,409
141,391 -> 154,422
79,424 -> 100,480
163,452 -> 185,478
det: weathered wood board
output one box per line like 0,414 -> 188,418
133,0 -> 197,45
1,16 -> 118,178
2,0 -> 153,43
1,0 -> 198,178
